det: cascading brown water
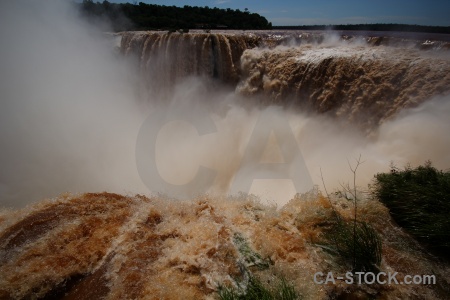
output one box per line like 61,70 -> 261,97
238,45 -> 450,129
2,191 -> 450,299
120,31 -> 260,94
121,31 -> 450,130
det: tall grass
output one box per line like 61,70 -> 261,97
320,156 -> 382,272
372,162 -> 450,258
325,220 -> 382,272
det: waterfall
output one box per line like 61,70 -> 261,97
121,31 -> 450,129
120,31 -> 260,88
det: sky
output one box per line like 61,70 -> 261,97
106,0 -> 450,26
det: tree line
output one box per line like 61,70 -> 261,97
78,1 -> 272,31
273,24 -> 450,34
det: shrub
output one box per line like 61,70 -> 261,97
372,162 -> 450,257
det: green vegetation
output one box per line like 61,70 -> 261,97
373,162 -> 450,258
218,274 -> 299,300
78,1 -> 272,31
218,233 -> 299,300
233,233 -> 271,270
273,24 -> 450,34
324,220 -> 382,273
319,157 -> 382,273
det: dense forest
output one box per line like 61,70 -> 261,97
274,24 -> 450,34
77,0 -> 272,31
77,1 -> 449,34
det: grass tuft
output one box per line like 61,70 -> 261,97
320,156 -> 382,273
218,274 -> 299,300
324,220 -> 382,272
217,233 -> 299,299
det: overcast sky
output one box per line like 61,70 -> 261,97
106,0 -> 450,26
